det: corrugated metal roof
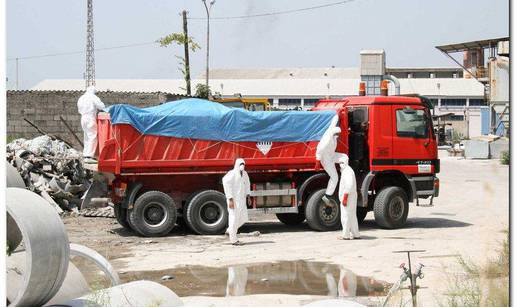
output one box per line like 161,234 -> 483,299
436,37 -> 509,53
198,67 -> 360,79
31,77 -> 484,98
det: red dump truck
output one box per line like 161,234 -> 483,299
97,95 -> 439,237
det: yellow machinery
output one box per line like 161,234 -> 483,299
214,96 -> 271,111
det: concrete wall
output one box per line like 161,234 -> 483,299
6,90 -> 184,148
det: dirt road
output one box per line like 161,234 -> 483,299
65,156 -> 509,306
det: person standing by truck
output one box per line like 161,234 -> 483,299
337,154 -> 360,240
222,158 -> 251,245
315,116 -> 341,205
77,86 -> 105,163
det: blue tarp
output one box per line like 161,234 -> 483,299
107,98 -> 336,142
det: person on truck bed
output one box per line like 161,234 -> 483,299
315,116 -> 341,205
77,86 -> 105,163
222,158 -> 251,246
337,154 -> 360,240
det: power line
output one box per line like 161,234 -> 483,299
188,0 -> 357,20
6,41 -> 157,61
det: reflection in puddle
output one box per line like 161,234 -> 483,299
121,261 -> 390,298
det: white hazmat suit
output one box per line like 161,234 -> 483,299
338,154 -> 360,239
316,115 -> 341,197
77,86 -> 105,158
222,158 -> 251,244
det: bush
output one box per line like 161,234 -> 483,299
500,151 -> 509,165
440,231 -> 509,306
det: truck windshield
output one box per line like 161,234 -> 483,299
396,109 -> 428,138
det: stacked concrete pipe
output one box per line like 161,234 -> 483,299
6,188 -> 70,306
6,182 -> 183,306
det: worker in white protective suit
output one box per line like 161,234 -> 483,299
77,86 -> 105,162
315,115 -> 341,205
222,158 -> 251,246
338,154 -> 360,240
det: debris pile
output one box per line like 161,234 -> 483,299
6,136 -> 92,213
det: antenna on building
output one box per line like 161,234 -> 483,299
85,0 -> 95,88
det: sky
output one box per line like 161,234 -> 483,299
6,0 -> 509,90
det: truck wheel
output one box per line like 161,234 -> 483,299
128,191 -> 177,237
114,205 -> 131,230
305,189 -> 341,231
276,211 -> 306,225
357,207 -> 368,224
186,190 -> 228,235
373,187 -> 409,229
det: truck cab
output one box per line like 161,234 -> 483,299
313,95 -> 439,228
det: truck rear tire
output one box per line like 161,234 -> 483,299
128,191 -> 177,237
305,189 -> 341,231
276,211 -> 305,225
373,187 -> 409,229
186,190 -> 228,235
357,207 -> 368,224
114,205 -> 131,230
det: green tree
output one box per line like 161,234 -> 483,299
195,83 -> 211,99
158,33 -> 200,95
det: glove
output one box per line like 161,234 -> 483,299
341,194 -> 348,207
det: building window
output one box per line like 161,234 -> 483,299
362,75 -> 382,95
449,115 -> 464,121
278,98 -> 301,106
441,98 -> 466,107
303,98 -> 320,106
430,73 -> 436,78
469,98 -> 486,107
407,73 -> 413,78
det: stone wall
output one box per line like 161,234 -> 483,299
6,90 -> 185,148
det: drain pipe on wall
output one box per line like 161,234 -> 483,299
382,75 -> 401,95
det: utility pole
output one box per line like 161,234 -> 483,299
182,10 -> 191,96
85,0 -> 96,88
15,58 -> 19,90
202,0 -> 215,93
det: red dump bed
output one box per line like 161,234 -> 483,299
97,113 -> 329,175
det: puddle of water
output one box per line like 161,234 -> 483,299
120,261 -> 390,298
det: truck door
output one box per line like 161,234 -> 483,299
391,105 -> 437,174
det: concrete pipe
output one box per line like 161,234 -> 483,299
7,251 -> 90,306
56,280 -> 184,307
6,162 -> 25,253
69,243 -> 121,286
6,188 -> 70,307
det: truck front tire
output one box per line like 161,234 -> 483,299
186,190 -> 228,235
276,211 -> 306,225
128,191 -> 177,237
305,189 -> 341,231
373,187 -> 409,229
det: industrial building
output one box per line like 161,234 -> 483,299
31,45 -> 508,138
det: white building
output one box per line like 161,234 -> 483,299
32,51 -> 486,137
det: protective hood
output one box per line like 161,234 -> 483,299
86,86 -> 96,95
234,158 -> 245,172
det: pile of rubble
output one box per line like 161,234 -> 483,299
6,135 -> 93,213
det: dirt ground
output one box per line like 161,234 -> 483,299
65,156 -> 509,306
